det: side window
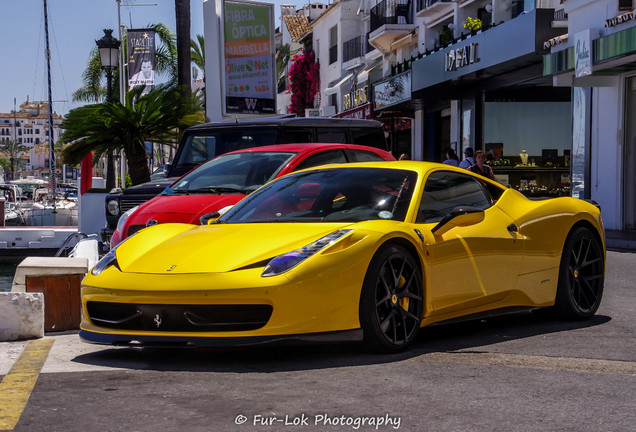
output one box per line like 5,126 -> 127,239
281,128 -> 313,143
417,171 -> 492,223
350,128 -> 386,149
348,149 -> 386,162
294,149 -> 347,171
316,128 -> 347,143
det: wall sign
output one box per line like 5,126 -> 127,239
605,10 -> 635,28
445,43 -> 479,71
343,86 -> 368,111
574,29 -> 592,78
373,71 -> 411,110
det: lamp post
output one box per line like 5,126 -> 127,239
96,29 -> 120,103
96,29 -> 120,189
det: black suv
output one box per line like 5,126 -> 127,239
102,116 -> 388,243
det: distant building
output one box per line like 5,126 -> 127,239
0,100 -> 64,177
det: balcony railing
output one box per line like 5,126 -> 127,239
343,36 -> 363,63
370,0 -> 412,33
554,9 -> 568,21
416,0 -> 451,13
366,32 -> 374,54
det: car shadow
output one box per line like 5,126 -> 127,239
71,311 -> 611,373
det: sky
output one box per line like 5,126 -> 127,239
0,0 -> 303,116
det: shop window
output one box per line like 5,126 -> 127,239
619,0 -> 632,11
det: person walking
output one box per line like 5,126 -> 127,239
459,147 -> 475,169
442,148 -> 459,166
469,150 -> 495,180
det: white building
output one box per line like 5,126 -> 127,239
0,100 -> 64,178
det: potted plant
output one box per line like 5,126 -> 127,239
463,17 -> 482,32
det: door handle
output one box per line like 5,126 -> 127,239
507,224 -> 518,233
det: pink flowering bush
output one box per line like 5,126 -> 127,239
288,49 -> 320,116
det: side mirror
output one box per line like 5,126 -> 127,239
431,206 -> 484,237
200,211 -> 220,225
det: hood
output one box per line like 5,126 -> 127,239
122,178 -> 178,195
116,222 -> 355,274
135,194 -> 245,225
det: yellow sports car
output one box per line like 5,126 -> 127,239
80,161 -> 605,352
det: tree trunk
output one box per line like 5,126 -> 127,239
106,151 -> 115,190
125,142 -> 151,185
175,0 -> 191,93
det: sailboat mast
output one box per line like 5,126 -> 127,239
43,0 -> 56,198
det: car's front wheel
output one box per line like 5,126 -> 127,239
553,227 -> 604,320
359,244 -> 423,352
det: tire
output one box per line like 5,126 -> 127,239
553,227 -> 604,320
359,244 -> 423,352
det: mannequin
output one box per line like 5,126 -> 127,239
519,150 -> 528,166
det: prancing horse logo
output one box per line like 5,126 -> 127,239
167,265 -> 177,271
153,313 -> 162,328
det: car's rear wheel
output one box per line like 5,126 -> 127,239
553,227 -> 604,320
359,244 -> 423,352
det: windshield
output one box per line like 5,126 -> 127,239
219,167 -> 417,223
172,128 -> 280,175
165,151 -> 296,195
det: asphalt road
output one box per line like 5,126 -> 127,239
1,251 -> 635,432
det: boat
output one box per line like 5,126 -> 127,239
1,185 -> 26,226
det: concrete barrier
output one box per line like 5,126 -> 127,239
0,292 -> 44,341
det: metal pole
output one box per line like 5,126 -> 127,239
43,0 -> 57,204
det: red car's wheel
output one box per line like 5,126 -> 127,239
554,227 -> 604,320
359,244 -> 423,352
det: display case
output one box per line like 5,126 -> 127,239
489,151 -> 571,197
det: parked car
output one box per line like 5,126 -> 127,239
102,116 -> 388,245
81,161 -> 605,352
110,143 -> 395,247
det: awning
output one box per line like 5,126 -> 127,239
324,73 -> 353,95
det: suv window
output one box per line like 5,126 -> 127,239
351,127 -> 385,148
417,171 -> 492,223
280,128 -> 313,143
316,128 -> 347,143
294,149 -> 348,171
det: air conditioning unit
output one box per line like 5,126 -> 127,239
305,108 -> 320,117
319,106 -> 336,117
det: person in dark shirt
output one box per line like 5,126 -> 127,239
469,150 -> 495,180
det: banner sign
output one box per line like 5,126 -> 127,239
223,0 -> 275,114
373,71 -> 411,110
128,29 -> 156,93
574,29 -> 592,78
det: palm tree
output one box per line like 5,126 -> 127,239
59,85 -> 204,186
276,43 -> 290,91
0,139 -> 29,181
191,34 -> 205,73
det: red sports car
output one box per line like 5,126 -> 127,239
110,143 -> 395,247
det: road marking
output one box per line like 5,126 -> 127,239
0,339 -> 54,431
415,351 -> 636,376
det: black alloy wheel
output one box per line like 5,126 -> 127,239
360,244 -> 423,352
554,227 -> 605,320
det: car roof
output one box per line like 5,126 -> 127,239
221,143 -> 393,156
186,116 -> 384,131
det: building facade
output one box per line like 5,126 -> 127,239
0,100 -> 64,179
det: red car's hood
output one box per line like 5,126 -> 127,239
131,194 -> 246,225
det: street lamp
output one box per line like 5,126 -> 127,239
96,29 -> 121,190
96,29 -> 121,103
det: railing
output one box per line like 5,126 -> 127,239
329,45 -> 338,65
370,0 -> 412,33
416,0 -> 451,13
366,32 -> 374,53
343,36 -> 363,63
554,9 -> 568,21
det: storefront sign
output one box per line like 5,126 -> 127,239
605,10 -> 635,28
373,71 -> 411,110
575,29 -> 592,78
334,103 -> 372,119
343,86 -> 368,111
543,34 -> 568,50
445,43 -> 479,71
223,0 -> 276,114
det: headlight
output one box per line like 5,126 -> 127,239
116,206 -> 139,234
262,230 -> 352,277
91,245 -> 119,275
107,199 -> 120,216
